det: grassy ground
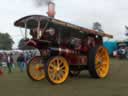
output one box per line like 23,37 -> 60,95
0,58 -> 128,96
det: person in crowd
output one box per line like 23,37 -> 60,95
17,53 -> 25,72
117,46 -> 126,59
0,53 -> 3,75
23,52 -> 30,69
6,53 -> 13,73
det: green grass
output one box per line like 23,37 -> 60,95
0,58 -> 128,96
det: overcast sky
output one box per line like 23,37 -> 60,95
0,0 -> 128,48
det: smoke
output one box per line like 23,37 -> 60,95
32,0 -> 54,7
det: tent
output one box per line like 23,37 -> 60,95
103,41 -> 117,55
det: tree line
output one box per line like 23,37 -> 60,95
0,33 -> 14,50
0,32 -> 34,50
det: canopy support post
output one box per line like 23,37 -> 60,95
25,23 -> 27,40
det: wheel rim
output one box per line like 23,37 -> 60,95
95,47 -> 110,78
48,56 -> 69,84
29,57 -> 45,80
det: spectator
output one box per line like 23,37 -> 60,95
17,53 -> 25,72
0,53 -> 3,75
7,53 -> 13,73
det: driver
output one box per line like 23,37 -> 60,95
30,28 -> 37,39
30,28 -> 43,39
43,27 -> 56,41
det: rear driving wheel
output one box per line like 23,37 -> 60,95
46,56 -> 69,84
88,45 -> 110,78
27,56 -> 45,81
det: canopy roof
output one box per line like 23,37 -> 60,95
14,15 -> 113,38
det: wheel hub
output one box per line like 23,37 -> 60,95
35,65 -> 44,71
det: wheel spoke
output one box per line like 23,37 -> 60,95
60,65 -> 65,70
56,73 -> 61,80
96,64 -> 101,69
49,67 -> 54,72
50,73 -> 56,80
49,64 -> 56,69
96,54 -> 100,61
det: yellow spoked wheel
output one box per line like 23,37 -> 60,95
27,56 -> 45,81
46,56 -> 69,84
88,45 -> 110,78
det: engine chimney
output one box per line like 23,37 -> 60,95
47,2 -> 56,18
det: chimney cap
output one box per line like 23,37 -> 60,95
47,1 -> 56,18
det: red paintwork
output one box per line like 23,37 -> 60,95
26,39 -> 90,65
26,40 -> 37,47
63,46 -> 89,65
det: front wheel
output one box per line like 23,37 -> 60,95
27,56 -> 45,81
88,45 -> 110,78
45,56 -> 69,84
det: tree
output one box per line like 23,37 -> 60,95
92,22 -> 104,32
0,33 -> 14,50
18,38 -> 34,50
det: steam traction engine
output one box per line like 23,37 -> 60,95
14,15 -> 113,84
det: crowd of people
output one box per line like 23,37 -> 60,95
0,50 -> 37,74
113,45 -> 128,59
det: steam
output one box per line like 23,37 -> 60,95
33,0 -> 54,7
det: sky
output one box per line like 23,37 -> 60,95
0,0 -> 128,48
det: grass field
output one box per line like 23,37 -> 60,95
0,58 -> 128,96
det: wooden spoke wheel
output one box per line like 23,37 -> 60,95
46,56 -> 69,84
27,56 -> 45,81
88,45 -> 110,78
